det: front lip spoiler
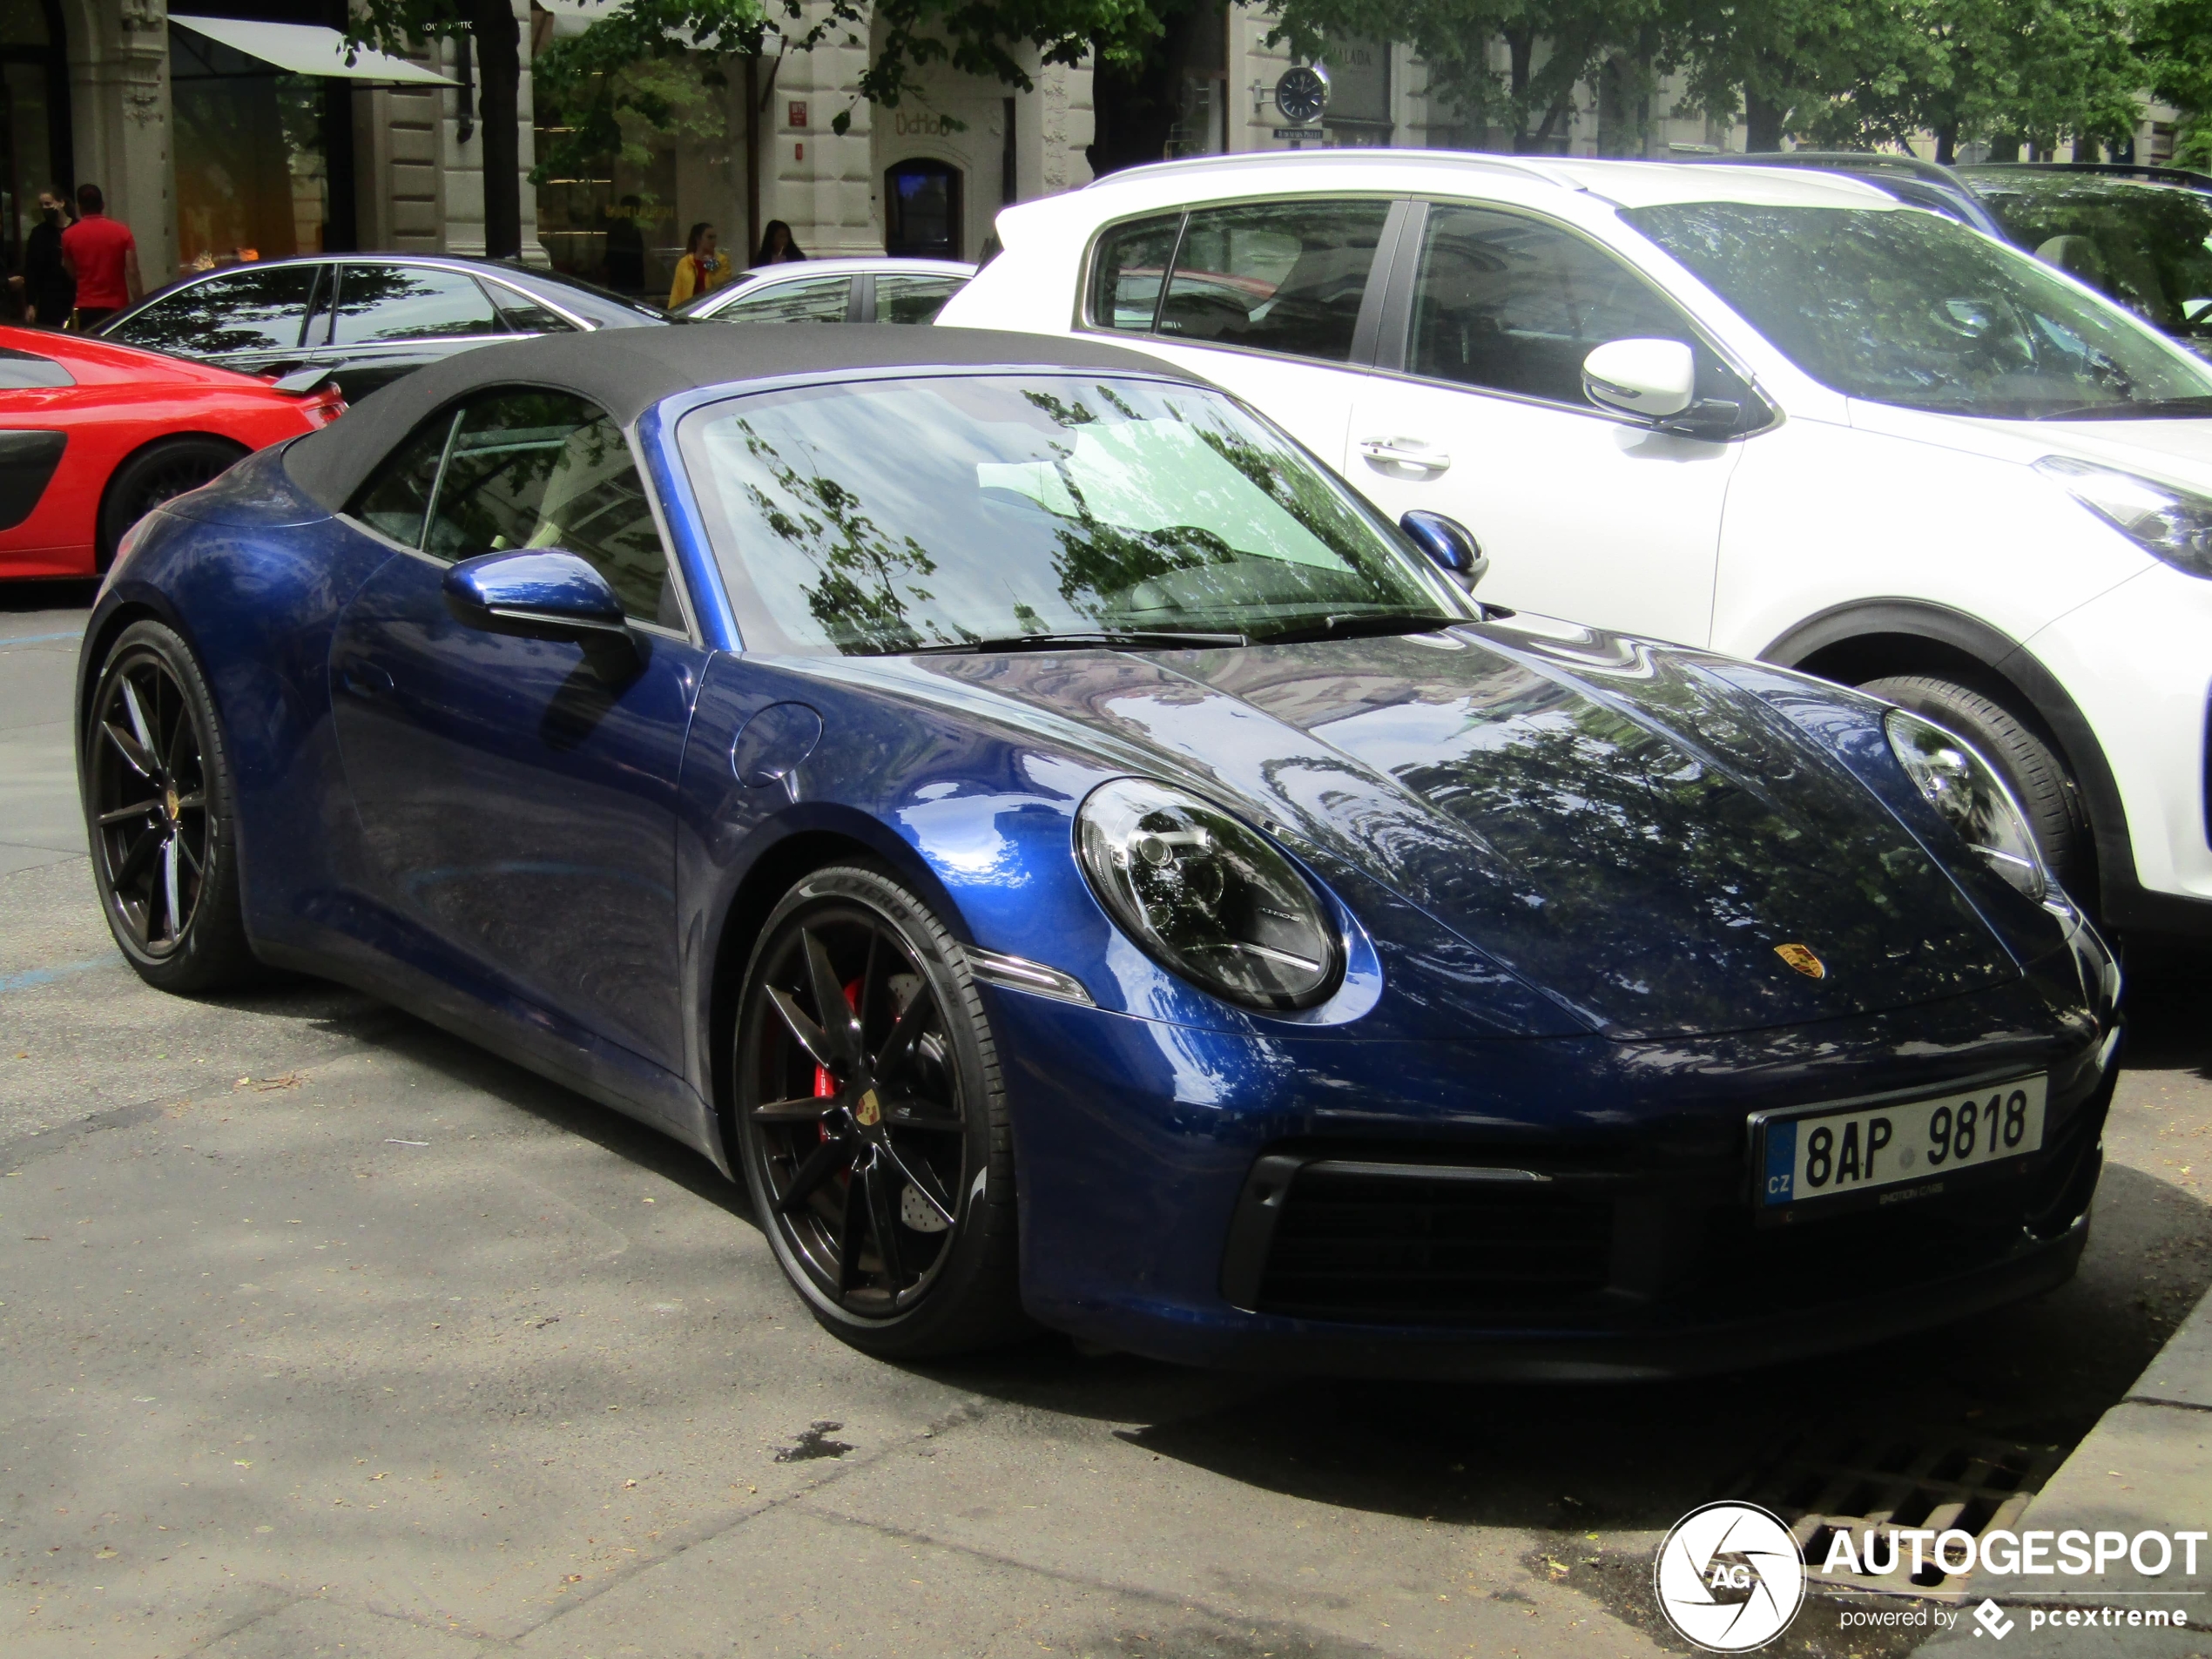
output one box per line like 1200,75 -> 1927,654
1042,1210 -> 2090,1383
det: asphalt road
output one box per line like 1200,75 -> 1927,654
3,584 -> 2209,1659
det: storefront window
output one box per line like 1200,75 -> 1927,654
0,0 -> 62,282
532,10 -> 748,301
885,158 -> 961,260
169,23 -> 327,268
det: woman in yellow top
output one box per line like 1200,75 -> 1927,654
667,222 -> 735,307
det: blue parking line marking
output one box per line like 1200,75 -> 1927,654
0,631 -> 83,648
0,955 -> 115,994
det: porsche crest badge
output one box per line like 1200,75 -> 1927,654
854,1087 -> 883,1127
1774,943 -> 1826,981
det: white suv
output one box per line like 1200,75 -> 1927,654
941,151 -> 2212,933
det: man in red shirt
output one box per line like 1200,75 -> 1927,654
60,183 -> 141,330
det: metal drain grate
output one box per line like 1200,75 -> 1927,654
1733,1433 -> 2069,1601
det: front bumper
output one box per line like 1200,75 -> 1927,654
988,944 -> 2117,1380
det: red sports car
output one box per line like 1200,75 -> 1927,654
0,327 -> 345,581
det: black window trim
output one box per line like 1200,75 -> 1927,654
1372,195 -> 1779,439
120,260 -> 328,357
1075,192 -> 1414,374
345,385 -> 698,644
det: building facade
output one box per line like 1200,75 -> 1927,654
5,0 -> 2187,304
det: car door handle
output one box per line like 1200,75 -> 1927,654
1358,437 -> 1452,473
338,661 -> 395,701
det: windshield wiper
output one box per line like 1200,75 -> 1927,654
907,630 -> 1249,656
2033,395 -> 2212,421
1257,610 -> 1469,644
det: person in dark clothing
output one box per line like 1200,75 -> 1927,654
752,219 -> 806,266
23,191 -> 75,328
604,194 -> 645,293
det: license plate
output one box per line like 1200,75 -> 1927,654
1754,1074 -> 2047,1218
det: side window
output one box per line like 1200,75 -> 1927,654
108,265 -> 320,356
347,408 -> 458,548
485,282 -> 577,335
1407,206 -> 1700,406
1087,214 -> 1179,332
874,273 -> 966,324
423,390 -> 678,626
715,275 -> 852,324
334,266 -> 506,345
1159,199 -> 1391,362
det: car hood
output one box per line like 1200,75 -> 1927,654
1851,397 -> 2212,495
877,624 -> 2015,1041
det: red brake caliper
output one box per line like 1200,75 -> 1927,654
816,978 -> 862,1142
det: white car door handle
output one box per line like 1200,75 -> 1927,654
1358,437 -> 1452,473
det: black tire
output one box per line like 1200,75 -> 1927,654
97,437 -> 246,570
730,862 -> 1026,1359
82,619 -> 260,992
1859,673 -> 2093,898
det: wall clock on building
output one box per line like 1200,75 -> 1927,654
1274,64 -> 1330,125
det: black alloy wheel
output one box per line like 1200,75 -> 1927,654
732,864 -> 1022,1357
97,437 -> 246,568
84,620 -> 258,991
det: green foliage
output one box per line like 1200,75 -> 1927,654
2137,0 -> 2212,167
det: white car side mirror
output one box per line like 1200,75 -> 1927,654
1581,338 -> 1696,421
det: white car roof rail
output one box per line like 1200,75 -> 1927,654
1082,149 -> 1590,194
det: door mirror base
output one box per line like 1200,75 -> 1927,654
1399,510 -> 1489,591
442,550 -> 636,669
1581,338 -> 1697,421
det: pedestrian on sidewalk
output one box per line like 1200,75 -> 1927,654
59,184 -> 141,332
752,219 -> 806,267
667,222 -> 734,307
23,190 -> 77,328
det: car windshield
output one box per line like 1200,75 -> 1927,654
1956,169 -> 2212,350
680,373 -> 1464,654
1625,201 -> 2212,417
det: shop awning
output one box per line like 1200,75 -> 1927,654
168,17 -> 458,84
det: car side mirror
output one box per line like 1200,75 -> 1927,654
1399,510 -> 1488,591
1581,338 -> 1697,421
442,550 -> 632,647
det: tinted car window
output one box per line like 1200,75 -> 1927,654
109,264 -> 319,356
1159,199 -> 1389,362
347,408 -> 457,547
1409,206 -> 1696,404
484,281 -> 577,335
334,266 -> 505,345
1959,170 -> 2212,350
680,374 -> 1457,656
424,390 -> 677,625
1088,214 -> 1179,332
715,275 -> 852,324
874,273 -> 966,324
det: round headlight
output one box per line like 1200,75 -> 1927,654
1076,778 -> 1343,1011
1884,708 -> 2049,903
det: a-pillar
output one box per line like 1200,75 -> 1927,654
64,0 -> 178,287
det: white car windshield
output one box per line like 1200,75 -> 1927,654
1626,202 -> 2212,419
679,374 -> 1464,654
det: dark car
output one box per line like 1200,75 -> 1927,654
1956,164 -> 2212,354
95,255 -> 667,401
78,325 -> 2120,1379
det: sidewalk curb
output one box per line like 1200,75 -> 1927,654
1915,1280 -> 2212,1654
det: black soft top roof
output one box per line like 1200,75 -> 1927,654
283,324 -> 1207,513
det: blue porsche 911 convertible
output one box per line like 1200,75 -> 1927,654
77,326 -> 2121,1379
